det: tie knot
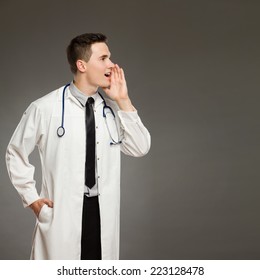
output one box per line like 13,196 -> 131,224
87,97 -> 94,105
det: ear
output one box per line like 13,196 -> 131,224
76,60 -> 87,73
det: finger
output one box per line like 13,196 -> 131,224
47,200 -> 54,208
110,67 -> 116,85
118,65 -> 125,82
120,67 -> 125,81
113,64 -> 120,81
43,199 -> 54,208
115,64 -> 122,81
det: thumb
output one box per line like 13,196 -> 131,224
43,199 -> 54,208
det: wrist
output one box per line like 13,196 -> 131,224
116,98 -> 134,112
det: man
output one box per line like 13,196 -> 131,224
6,33 -> 151,260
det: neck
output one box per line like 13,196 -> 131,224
73,76 -> 98,96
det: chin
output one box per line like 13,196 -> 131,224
100,81 -> 111,88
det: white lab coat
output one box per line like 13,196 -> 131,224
6,85 -> 151,260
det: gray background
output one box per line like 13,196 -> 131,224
0,0 -> 259,259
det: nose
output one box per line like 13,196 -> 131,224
108,59 -> 114,68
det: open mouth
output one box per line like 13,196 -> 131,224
104,72 -> 111,77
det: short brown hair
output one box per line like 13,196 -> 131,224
66,33 -> 107,74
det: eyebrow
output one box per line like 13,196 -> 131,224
99,54 -> 111,59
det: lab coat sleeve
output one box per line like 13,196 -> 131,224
117,109 -> 151,157
6,103 -> 43,208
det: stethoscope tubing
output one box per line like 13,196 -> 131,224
57,83 -> 121,145
57,83 -> 70,137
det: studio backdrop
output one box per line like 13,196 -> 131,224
0,0 -> 260,259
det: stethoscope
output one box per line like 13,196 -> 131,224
57,83 -> 122,145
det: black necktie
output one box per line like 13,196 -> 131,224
85,97 -> 96,188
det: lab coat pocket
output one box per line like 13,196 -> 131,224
38,204 -> 53,224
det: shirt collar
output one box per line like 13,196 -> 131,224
69,81 -> 99,107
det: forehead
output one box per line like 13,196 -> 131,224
90,42 -> 111,57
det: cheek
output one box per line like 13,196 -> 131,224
85,62 -> 106,83
92,64 -> 105,75
87,68 -> 106,86
88,66 -> 102,79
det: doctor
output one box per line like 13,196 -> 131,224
6,33 -> 151,260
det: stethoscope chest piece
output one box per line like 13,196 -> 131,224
57,126 -> 65,137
